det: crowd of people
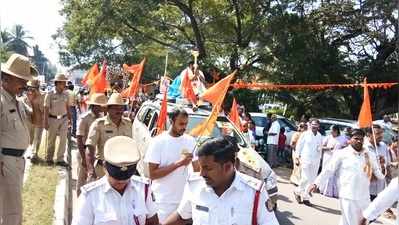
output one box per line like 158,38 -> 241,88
0,53 -> 398,225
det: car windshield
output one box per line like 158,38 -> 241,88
252,116 -> 268,127
278,118 -> 297,131
185,115 -> 247,147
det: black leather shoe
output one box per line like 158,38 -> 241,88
303,200 -> 312,207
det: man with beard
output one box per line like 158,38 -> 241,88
309,129 -> 386,225
144,107 -> 196,223
163,136 -> 280,225
0,53 -> 39,225
76,93 -> 107,195
85,93 -> 132,181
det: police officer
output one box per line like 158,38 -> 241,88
23,78 -> 45,163
164,136 -> 280,225
72,136 -> 159,225
76,93 -> 107,196
0,53 -> 39,225
85,93 -> 132,181
43,73 -> 71,166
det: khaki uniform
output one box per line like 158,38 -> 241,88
22,93 -> 45,158
0,88 -> 31,225
85,115 -> 132,177
44,90 -> 70,162
76,111 -> 97,194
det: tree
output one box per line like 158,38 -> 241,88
6,25 -> 32,56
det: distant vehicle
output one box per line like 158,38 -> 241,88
133,98 -> 279,209
249,112 -> 297,145
319,118 -> 397,144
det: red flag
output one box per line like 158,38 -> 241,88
181,69 -> 197,105
229,98 -> 241,130
121,58 -> 146,98
190,71 -> 236,137
358,78 -> 373,128
156,89 -> 168,135
81,64 -> 99,86
90,60 -> 108,95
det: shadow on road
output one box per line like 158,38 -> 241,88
311,203 -> 341,215
278,194 -> 293,203
275,210 -> 299,225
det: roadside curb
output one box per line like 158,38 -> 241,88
53,136 -> 73,225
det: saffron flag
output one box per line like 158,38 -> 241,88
200,70 -> 236,105
90,60 -> 108,95
121,58 -> 146,98
190,71 -> 236,137
180,70 -> 197,105
358,78 -> 373,128
82,63 -> 99,86
156,88 -> 168,135
229,98 -> 241,130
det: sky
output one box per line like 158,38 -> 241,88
1,0 -> 66,71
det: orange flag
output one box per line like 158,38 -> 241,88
229,98 -> 241,130
82,63 -> 99,86
190,71 -> 236,137
156,88 -> 168,135
358,78 -> 373,128
90,60 -> 108,95
200,70 -> 237,105
121,58 -> 146,98
180,69 -> 197,105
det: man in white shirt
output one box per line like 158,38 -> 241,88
242,120 -> 256,148
144,107 -> 197,223
309,129 -> 386,225
267,114 -> 280,168
360,177 -> 399,225
163,136 -> 280,225
294,119 -> 323,206
180,61 -> 206,95
379,115 -> 393,130
364,124 -> 391,201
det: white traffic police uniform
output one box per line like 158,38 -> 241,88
363,177 -> 399,225
177,171 -> 280,225
72,136 -> 157,225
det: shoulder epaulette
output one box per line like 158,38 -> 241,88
80,179 -> 104,194
239,172 -> 263,190
131,175 -> 150,184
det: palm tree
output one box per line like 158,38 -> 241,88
0,30 -> 12,62
31,44 -> 49,74
6,24 -> 32,56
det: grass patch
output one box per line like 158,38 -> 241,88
22,164 -> 59,225
22,130 -> 60,225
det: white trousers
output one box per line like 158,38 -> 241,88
156,202 -> 179,223
295,161 -> 319,200
339,198 -> 370,225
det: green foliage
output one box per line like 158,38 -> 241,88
56,0 -> 398,119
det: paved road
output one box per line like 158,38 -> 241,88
70,149 -> 395,225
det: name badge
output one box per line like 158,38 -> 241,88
105,130 -> 113,134
195,205 -> 209,212
9,109 -> 16,113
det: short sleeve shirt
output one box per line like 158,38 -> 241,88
267,121 -> 280,145
77,111 -> 97,143
44,90 -> 69,116
71,176 -> 157,225
144,132 -> 196,204
85,115 -> 132,160
177,171 -> 280,225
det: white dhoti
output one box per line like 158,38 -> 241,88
339,198 -> 370,225
295,161 -> 319,201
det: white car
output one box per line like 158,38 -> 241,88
133,99 -> 279,209
249,112 -> 297,145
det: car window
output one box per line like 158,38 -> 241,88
278,118 -> 297,132
185,115 -> 247,147
252,116 -> 267,127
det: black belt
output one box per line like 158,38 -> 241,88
1,148 -> 25,157
49,114 -> 67,119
